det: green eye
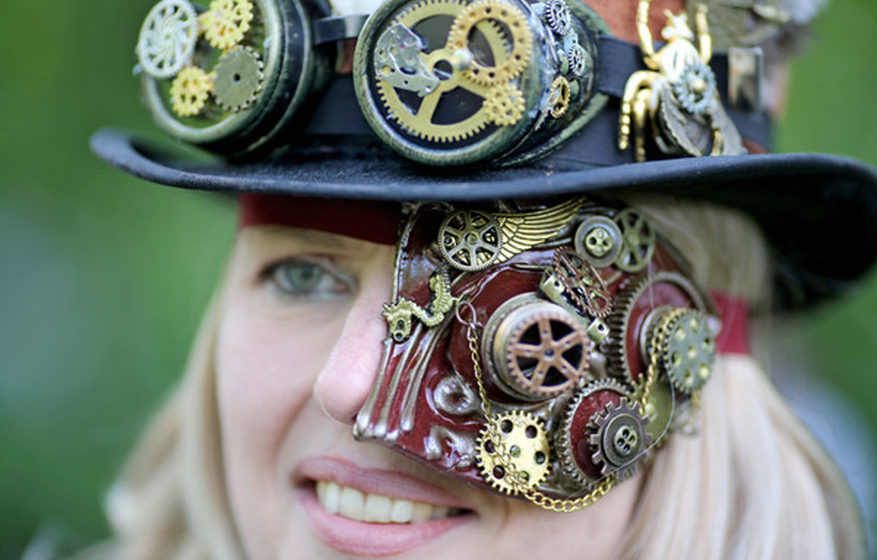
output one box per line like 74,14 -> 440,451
265,259 -> 353,300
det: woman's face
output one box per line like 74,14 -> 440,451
216,225 -> 640,559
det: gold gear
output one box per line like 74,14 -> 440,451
548,76 -> 570,118
170,66 -> 214,117
658,308 -> 715,394
484,83 -> 525,126
376,0 -> 501,142
200,0 -> 254,51
447,0 -> 533,87
476,410 -> 551,495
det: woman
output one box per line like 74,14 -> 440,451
91,0 -> 876,557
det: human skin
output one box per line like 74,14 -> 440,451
216,225 -> 642,559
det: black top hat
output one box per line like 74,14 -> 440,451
91,0 -> 877,309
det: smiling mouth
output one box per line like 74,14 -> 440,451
314,480 -> 469,523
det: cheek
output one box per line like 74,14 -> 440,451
215,302 -> 343,539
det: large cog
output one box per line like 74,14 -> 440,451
447,0 -> 533,87
376,0 -> 502,142
213,46 -> 264,111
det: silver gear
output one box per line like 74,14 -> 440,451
544,0 -> 572,35
136,0 -> 199,79
588,397 -> 650,481
567,41 -> 589,78
213,46 -> 265,111
555,377 -> 633,488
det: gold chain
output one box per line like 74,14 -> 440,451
464,320 -> 615,512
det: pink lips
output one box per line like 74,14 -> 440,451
294,456 -> 475,557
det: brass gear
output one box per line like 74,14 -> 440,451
484,83 -> 525,126
613,208 -> 655,273
136,0 -> 199,79
170,66 -> 214,117
438,209 -> 503,271
555,378 -> 633,487
657,309 -> 716,394
548,75 -> 570,118
200,0 -> 254,51
552,248 -> 612,318
588,397 -> 650,481
376,0 -> 501,142
213,46 -> 264,111
476,410 -> 551,495
447,0 -> 533,87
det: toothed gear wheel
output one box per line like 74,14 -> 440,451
484,83 -> 526,126
170,66 -> 214,117
658,309 -> 715,394
376,0 -> 502,143
544,0 -> 571,35
613,208 -> 655,273
447,0 -> 533,87
213,46 -> 264,111
136,0 -> 199,79
553,248 -> 612,318
588,397 -> 649,481
476,410 -> 550,495
438,209 -> 503,271
607,270 -> 707,387
555,378 -> 633,487
499,300 -> 591,398
201,0 -> 254,51
567,42 -> 589,77
548,76 -> 570,118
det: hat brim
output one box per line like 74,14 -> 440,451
91,127 -> 877,308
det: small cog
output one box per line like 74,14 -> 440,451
136,0 -> 199,79
553,248 -> 612,318
544,0 -> 571,36
213,46 -> 264,111
438,209 -> 503,271
447,0 -> 533,87
613,208 -> 655,273
588,397 -> 650,481
548,76 -> 570,118
476,410 -> 551,495
658,308 -> 716,394
170,66 -> 214,117
484,83 -> 525,127
567,42 -> 589,78
201,0 -> 254,51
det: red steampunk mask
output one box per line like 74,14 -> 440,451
354,197 -> 722,509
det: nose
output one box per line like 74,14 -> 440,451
313,251 -> 392,424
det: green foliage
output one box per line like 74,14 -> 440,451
0,0 -> 874,557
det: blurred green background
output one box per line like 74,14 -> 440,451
0,0 -> 875,557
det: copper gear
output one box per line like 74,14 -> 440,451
484,82 -> 526,126
376,0 -> 501,142
552,248 -> 612,318
555,378 -> 633,487
476,410 -> 551,495
548,75 -> 570,118
200,0 -> 255,51
501,301 -> 591,399
447,0 -> 533,87
170,66 -> 214,116
587,397 -> 650,481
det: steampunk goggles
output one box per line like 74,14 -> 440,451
135,0 -> 765,166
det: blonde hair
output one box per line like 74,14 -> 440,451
91,198 -> 865,560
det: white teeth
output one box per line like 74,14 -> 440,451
314,481 -> 460,524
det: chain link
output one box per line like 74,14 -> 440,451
464,317 -> 615,511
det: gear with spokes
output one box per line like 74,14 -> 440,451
447,0 -> 533,87
438,209 -> 504,271
136,0 -> 199,79
548,75 -> 571,118
613,208 -> 655,273
476,410 -> 551,495
375,0 -> 506,142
